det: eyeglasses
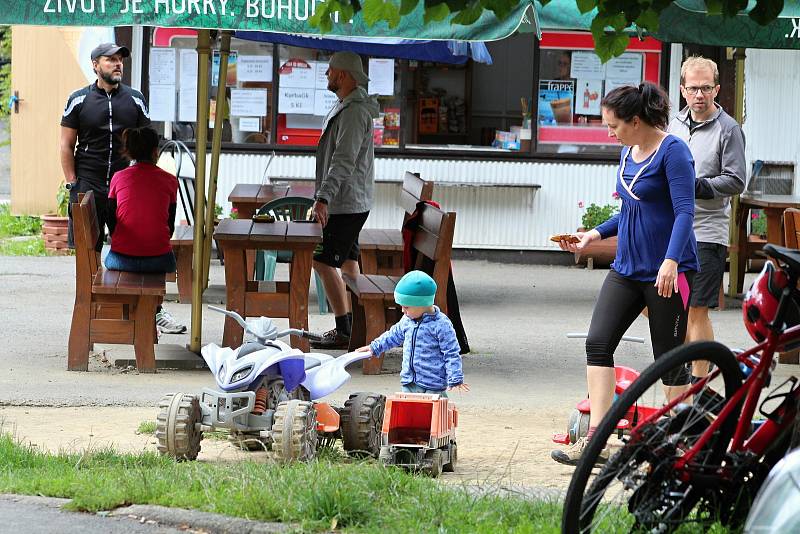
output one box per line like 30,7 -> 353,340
684,85 -> 715,95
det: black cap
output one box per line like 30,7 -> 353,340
91,43 -> 130,60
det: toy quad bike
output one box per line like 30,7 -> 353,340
156,306 -> 385,462
378,392 -> 458,477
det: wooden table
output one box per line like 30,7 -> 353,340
229,182 -> 316,279
358,228 -> 405,276
229,182 -> 316,220
732,194 -> 800,294
169,225 -> 194,303
214,218 -> 322,352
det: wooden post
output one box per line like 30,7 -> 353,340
727,48 -> 746,298
189,30 -> 211,354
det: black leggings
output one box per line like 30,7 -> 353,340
586,269 -> 695,386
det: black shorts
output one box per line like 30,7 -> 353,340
313,211 -> 370,268
690,242 -> 727,308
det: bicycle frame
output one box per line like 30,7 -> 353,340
629,309 -> 800,474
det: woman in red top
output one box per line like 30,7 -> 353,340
105,127 -> 185,333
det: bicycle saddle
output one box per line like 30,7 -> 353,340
764,244 -> 800,278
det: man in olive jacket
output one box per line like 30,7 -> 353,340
668,56 -> 746,377
311,51 -> 380,349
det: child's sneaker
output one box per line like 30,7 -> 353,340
156,309 -> 187,334
551,437 -> 609,467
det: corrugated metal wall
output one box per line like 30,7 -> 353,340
178,153 -> 616,250
743,49 -> 800,192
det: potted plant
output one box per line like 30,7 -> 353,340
41,183 -> 70,254
574,193 -> 620,268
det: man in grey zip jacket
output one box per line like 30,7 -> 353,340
311,51 -> 380,349
668,56 -> 746,374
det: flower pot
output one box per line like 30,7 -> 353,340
574,227 -> 616,268
41,214 -> 70,254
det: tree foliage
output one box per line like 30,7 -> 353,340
309,0 -> 786,62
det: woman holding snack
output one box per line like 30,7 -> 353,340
550,83 -> 698,466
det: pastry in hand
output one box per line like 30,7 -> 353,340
550,234 -> 580,244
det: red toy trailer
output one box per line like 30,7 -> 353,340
378,392 -> 457,477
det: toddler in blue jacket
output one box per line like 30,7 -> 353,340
357,270 -> 470,395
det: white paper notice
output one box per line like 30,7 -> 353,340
604,79 -> 639,97
279,60 -> 315,89
230,89 -> 268,117
178,87 -> 197,122
149,84 -> 176,122
570,51 -> 605,80
606,53 -> 643,81
179,49 -> 198,88
149,48 -> 177,86
314,89 -> 339,116
279,87 -> 314,114
238,55 -> 273,82
368,58 -> 394,96
239,117 -> 261,132
314,61 -> 329,89
575,79 -> 603,116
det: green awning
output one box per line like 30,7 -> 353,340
534,0 -> 595,31
0,0 -> 537,42
653,0 -> 800,50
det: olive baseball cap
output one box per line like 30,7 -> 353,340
329,51 -> 369,86
91,43 -> 130,60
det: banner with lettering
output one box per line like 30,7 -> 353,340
0,0 -> 535,41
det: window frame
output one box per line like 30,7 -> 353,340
144,29 -> 669,164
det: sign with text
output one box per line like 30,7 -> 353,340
0,1 -> 534,42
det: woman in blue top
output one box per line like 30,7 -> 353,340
552,83 -> 699,466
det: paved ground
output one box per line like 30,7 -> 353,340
0,256 -> 758,409
0,255 -> 771,532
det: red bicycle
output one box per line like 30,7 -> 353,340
562,243 -> 800,533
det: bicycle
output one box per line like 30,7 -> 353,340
562,243 -> 800,533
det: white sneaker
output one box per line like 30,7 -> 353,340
155,309 -> 187,334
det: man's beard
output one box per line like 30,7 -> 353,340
100,70 -> 122,85
327,81 -> 338,93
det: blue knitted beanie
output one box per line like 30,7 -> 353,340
394,270 -> 437,307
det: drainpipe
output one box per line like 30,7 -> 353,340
189,30 -> 211,354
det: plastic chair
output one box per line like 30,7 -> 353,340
254,196 -> 328,314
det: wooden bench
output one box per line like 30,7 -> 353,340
346,203 -> 456,374
170,224 -> 194,303
358,172 -> 433,276
68,191 -> 166,373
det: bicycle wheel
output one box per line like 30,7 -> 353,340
562,341 -> 744,534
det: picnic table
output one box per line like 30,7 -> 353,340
732,194 -> 800,294
229,182 -> 317,279
214,218 -> 322,352
228,182 -> 317,220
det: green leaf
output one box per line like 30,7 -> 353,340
480,0 -> 517,20
576,0 -> 596,14
452,2 -> 484,25
423,2 -> 450,23
595,31 -> 630,63
635,8 -> 659,32
706,0 -> 724,16
362,0 -> 401,27
399,0 -> 419,15
749,0 -> 784,25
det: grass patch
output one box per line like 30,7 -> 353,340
136,421 -> 157,435
0,432 -> 561,533
0,432 -> 736,533
0,236 -> 48,256
0,203 -> 42,238
136,420 -> 227,441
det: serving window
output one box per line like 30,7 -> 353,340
535,32 -> 663,155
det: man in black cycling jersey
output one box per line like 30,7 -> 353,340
60,43 -> 186,335
60,42 -> 150,252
